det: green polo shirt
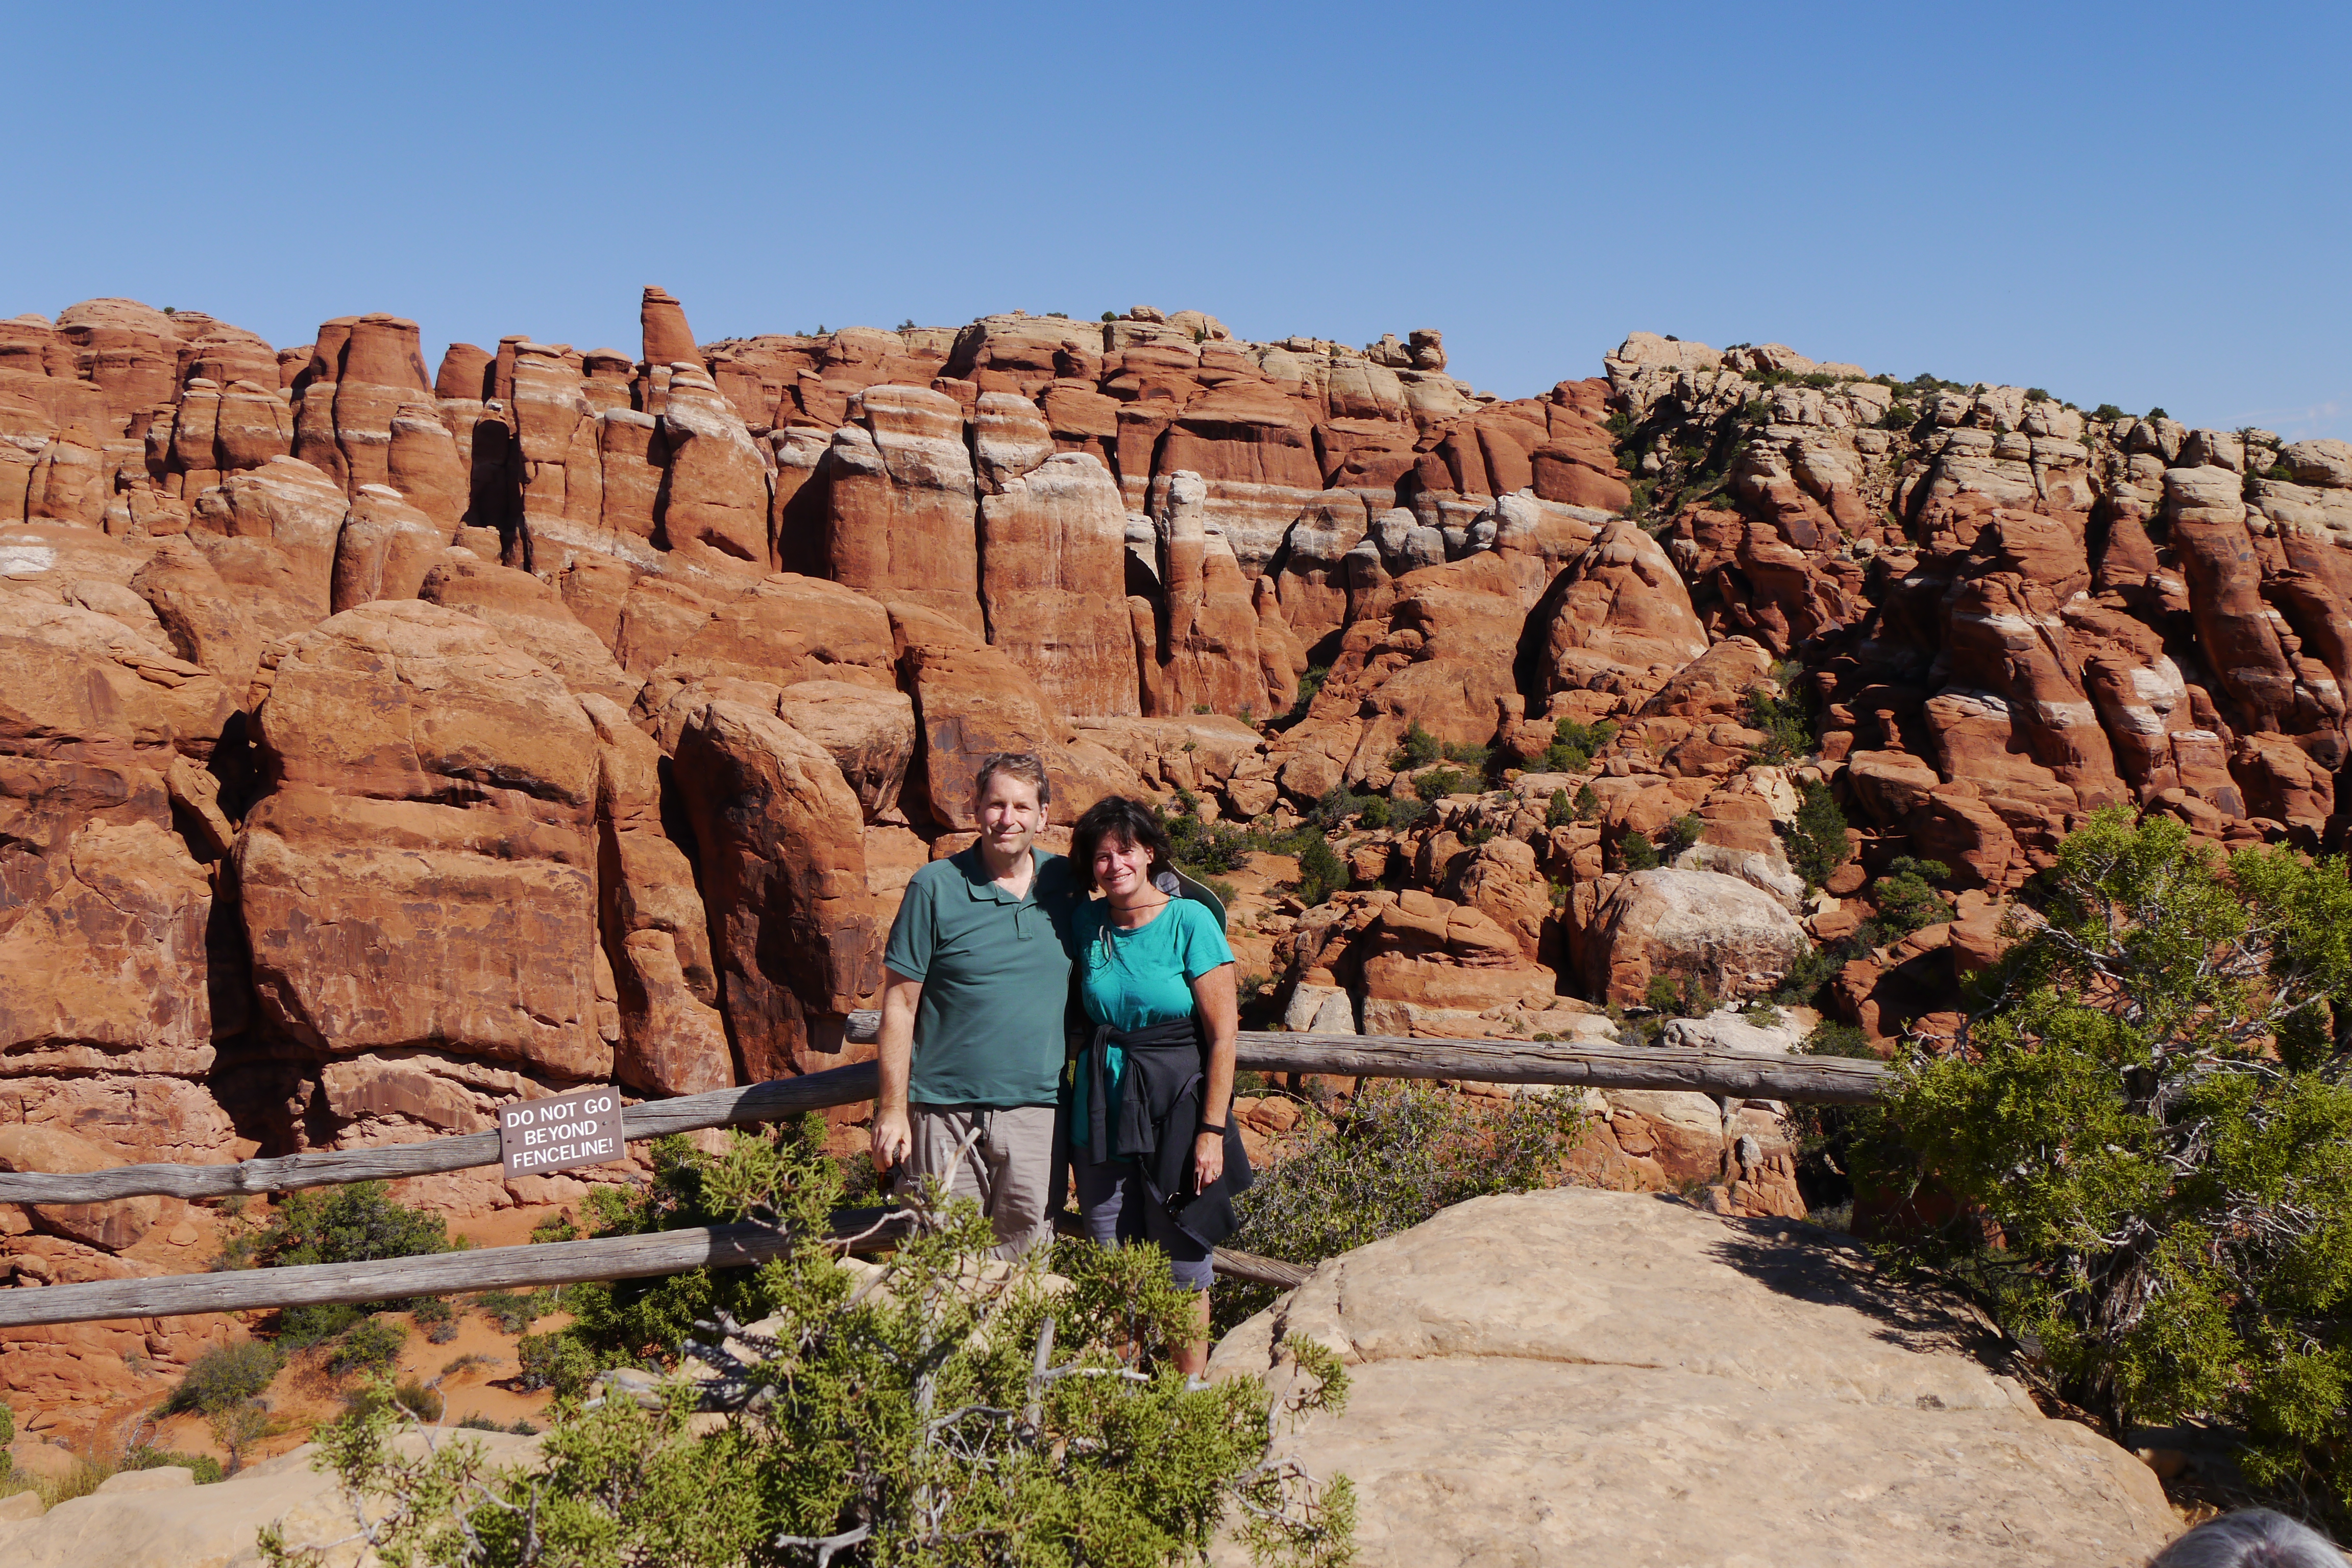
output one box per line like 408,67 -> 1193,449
883,846 -> 1081,1108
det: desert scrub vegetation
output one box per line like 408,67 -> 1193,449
217,1179 -> 461,1345
1539,717 -> 1616,774
263,1117 -> 1355,1568
1215,1080 -> 1583,1334
1861,809 -> 2352,1521
1160,797 -> 1355,908
1780,778 -> 1851,890
1745,663 -> 1813,764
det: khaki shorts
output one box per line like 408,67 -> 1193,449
902,1104 -> 1058,1260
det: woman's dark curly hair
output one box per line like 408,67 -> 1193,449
1069,796 -> 1175,894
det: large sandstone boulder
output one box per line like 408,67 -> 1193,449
0,547 -> 237,1158
887,601 -> 1134,830
0,819 -> 218,1079
1211,1189 -> 2175,1567
0,1431 -> 543,1567
823,385 -> 982,634
580,695 -> 730,1098
416,552 -> 641,708
977,449 -> 1137,719
633,571 -> 897,720
1143,470 -> 1293,721
656,364 -> 770,565
184,454 -> 350,625
0,1124 -> 159,1251
672,699 -> 885,1082
1536,517 -> 1711,707
236,601 -> 608,1082
1576,867 -> 1807,1003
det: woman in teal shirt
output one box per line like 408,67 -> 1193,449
1066,796 -> 1240,1376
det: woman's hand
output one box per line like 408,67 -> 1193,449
1192,1127 -> 1225,1190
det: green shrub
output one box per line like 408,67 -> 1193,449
564,1126 -> 826,1364
278,1303 -> 364,1348
1868,810 -> 2352,1516
412,1296 -> 459,1344
0,1395 -> 12,1447
1411,765 -> 1467,801
326,1317 -> 407,1379
1663,814 -> 1705,854
1643,973 -> 1684,1015
1162,805 -> 1255,876
1541,717 -> 1617,772
473,1289 -> 553,1337
1879,403 -> 1917,430
516,1332 -> 602,1399
341,1378 -> 443,1424
1784,779 -> 1851,889
238,1180 -> 456,1342
1389,721 -> 1441,770
209,1403 -> 277,1474
1747,665 -> 1813,763
1440,740 -> 1491,771
270,1132 -> 1355,1568
1295,833 -> 1349,906
1357,794 -> 1391,829
165,1339 -> 282,1414
1309,786 -> 1374,830
1220,1080 -> 1582,1333
1545,789 -> 1575,829
1801,1021 -> 1875,1059
1871,856 -> 1952,938
1768,939 -> 1846,1009
1574,782 -> 1600,822
1620,832 -> 1660,871
394,1378 -> 444,1422
122,1444 -> 225,1484
2092,403 -> 2126,422
528,1210 -> 579,1245
248,1181 -> 455,1270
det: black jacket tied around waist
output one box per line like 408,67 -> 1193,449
1072,1016 -> 1253,1250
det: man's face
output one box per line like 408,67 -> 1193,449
977,772 -> 1044,861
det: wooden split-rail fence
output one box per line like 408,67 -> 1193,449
0,1014 -> 1885,1330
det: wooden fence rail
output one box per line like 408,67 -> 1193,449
0,1028 -> 1883,1209
0,1019 -> 1879,1329
0,1215 -> 1314,1330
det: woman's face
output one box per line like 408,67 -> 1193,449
1092,832 -> 1154,900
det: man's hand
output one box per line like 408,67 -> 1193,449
1191,1128 -> 1225,1191
871,1107 -> 912,1173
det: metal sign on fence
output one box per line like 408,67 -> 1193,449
499,1087 -> 624,1181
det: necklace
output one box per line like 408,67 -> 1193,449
1106,895 -> 1168,932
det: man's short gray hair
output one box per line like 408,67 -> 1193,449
2151,1509 -> 2345,1568
973,751 -> 1050,807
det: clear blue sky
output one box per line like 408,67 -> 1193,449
8,2 -> 2347,437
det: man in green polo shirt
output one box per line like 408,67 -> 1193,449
871,751 -> 1080,1257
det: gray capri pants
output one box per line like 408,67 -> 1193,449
1072,1150 -> 1215,1291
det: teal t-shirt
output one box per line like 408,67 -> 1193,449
883,847 -> 1081,1108
1069,897 -> 1236,1151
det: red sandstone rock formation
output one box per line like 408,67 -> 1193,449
12,288 -> 2352,1432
